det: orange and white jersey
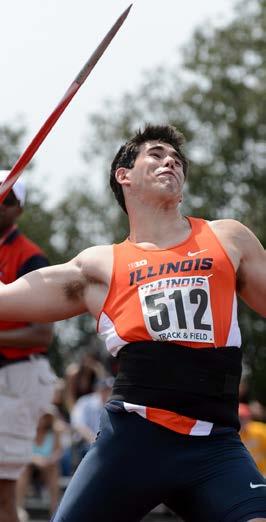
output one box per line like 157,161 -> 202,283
97,217 -> 241,435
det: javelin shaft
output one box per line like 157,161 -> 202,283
0,4 -> 132,203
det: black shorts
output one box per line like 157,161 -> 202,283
52,406 -> 266,522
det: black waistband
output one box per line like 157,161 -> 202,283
0,353 -> 47,369
111,341 -> 242,429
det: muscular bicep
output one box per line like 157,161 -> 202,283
0,259 -> 88,323
237,227 -> 266,317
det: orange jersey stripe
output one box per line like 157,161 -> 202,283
146,406 -> 197,435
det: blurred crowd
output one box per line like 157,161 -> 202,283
17,345 -> 115,521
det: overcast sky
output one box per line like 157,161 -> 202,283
1,0 -> 234,204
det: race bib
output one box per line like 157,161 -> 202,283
138,276 -> 214,343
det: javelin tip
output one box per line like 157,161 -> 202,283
120,3 -> 134,20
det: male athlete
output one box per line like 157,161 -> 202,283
0,126 -> 265,521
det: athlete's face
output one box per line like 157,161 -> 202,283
117,141 -> 185,209
0,188 -> 22,235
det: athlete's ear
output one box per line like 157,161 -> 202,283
115,167 -> 131,186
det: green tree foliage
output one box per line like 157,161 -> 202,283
0,125 -> 26,168
79,0 -> 266,400
19,191 -> 63,265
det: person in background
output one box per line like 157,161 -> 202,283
65,350 -> 106,412
52,379 -> 73,478
249,401 -> 266,423
52,379 -> 70,424
239,403 -> 266,477
239,374 -> 252,405
17,406 -> 62,519
0,170 -> 55,522
70,377 -> 114,458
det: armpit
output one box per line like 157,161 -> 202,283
63,273 -> 103,302
63,280 -> 85,301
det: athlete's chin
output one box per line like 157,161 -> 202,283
156,185 -> 181,203
152,194 -> 180,211
157,179 -> 181,194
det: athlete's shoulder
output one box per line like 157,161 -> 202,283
76,244 -> 113,263
188,216 -> 245,231
73,244 -> 113,284
208,218 -> 244,230
207,218 -> 253,240
203,219 -> 257,272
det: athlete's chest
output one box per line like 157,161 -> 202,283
121,245 -> 231,289
106,231 -> 237,346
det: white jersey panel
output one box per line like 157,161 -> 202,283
225,293 -> 241,347
98,312 -> 128,356
123,402 -> 147,418
189,419 -> 213,436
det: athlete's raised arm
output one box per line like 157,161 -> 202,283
0,245 -> 112,323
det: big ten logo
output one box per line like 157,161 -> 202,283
128,259 -> 148,270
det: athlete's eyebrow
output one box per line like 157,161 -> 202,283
147,144 -> 180,160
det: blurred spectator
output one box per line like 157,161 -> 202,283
65,351 -> 106,412
52,378 -> 70,423
249,400 -> 266,423
239,375 -> 251,404
0,172 -> 55,522
70,377 -> 114,458
239,403 -> 266,476
51,379 -> 74,477
239,375 -> 266,422
17,406 -> 62,518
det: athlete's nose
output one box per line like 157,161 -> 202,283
163,155 -> 176,169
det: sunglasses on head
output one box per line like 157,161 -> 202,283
1,191 -> 19,207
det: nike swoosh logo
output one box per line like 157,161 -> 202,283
187,249 -> 208,257
250,482 -> 266,489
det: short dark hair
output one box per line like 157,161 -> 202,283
110,124 -> 189,213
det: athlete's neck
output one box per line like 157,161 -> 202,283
128,208 -> 191,249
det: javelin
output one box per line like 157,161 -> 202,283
0,4 -> 132,203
